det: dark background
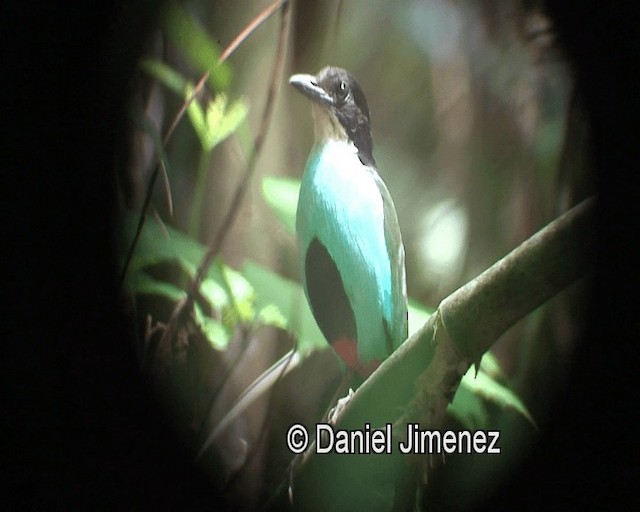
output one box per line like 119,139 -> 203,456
3,1 -> 638,509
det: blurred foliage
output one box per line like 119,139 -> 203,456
120,0 -> 591,509
162,2 -> 231,91
141,59 -> 248,152
121,211 -> 278,350
122,177 -> 533,430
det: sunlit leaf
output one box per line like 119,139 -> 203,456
222,298 -> 254,327
184,83 -> 208,148
141,61 -> 245,153
210,96 -> 248,148
201,277 -> 227,310
194,303 -> 229,349
213,260 -> 255,327
257,304 -> 287,330
182,89 -> 248,151
204,92 -> 227,147
222,264 -> 254,304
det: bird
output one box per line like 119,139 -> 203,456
290,66 -> 408,379
198,67 -> 407,456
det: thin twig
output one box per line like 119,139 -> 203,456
156,0 -> 291,368
119,69 -> 209,285
120,0 -> 288,286
219,0 -> 287,64
164,71 -> 209,146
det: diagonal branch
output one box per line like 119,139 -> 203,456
219,0 -> 287,63
439,197 -> 596,364
291,197 -> 596,507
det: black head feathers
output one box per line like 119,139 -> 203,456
290,66 -> 375,166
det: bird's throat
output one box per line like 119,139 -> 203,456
311,103 -> 349,143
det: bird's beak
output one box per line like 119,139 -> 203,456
289,73 -> 333,107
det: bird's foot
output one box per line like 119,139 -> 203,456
328,388 -> 355,425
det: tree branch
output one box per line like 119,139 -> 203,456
439,196 -> 596,363
291,197 -> 596,509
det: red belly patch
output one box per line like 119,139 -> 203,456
332,337 -> 381,378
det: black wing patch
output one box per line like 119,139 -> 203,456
305,237 -> 357,345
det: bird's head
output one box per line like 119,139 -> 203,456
289,66 -> 374,166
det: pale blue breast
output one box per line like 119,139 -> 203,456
296,139 -> 396,362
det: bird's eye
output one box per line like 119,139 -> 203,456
337,81 -> 349,100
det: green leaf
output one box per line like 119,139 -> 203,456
256,304 -> 287,330
242,260 -> 327,354
121,211 -> 255,323
261,176 -> 300,234
194,303 -> 229,349
476,350 -> 509,385
128,271 -> 186,302
162,2 -> 231,92
184,83 -> 208,147
200,277 -> 228,310
122,211 -> 199,272
214,260 -> 255,326
128,270 -> 232,350
183,88 -> 248,151
448,383 -> 490,430
140,59 -> 188,95
204,92 -> 227,147
221,264 -> 254,305
459,365 -> 536,427
222,298 -> 253,327
141,61 -> 246,153
210,96 -> 248,149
